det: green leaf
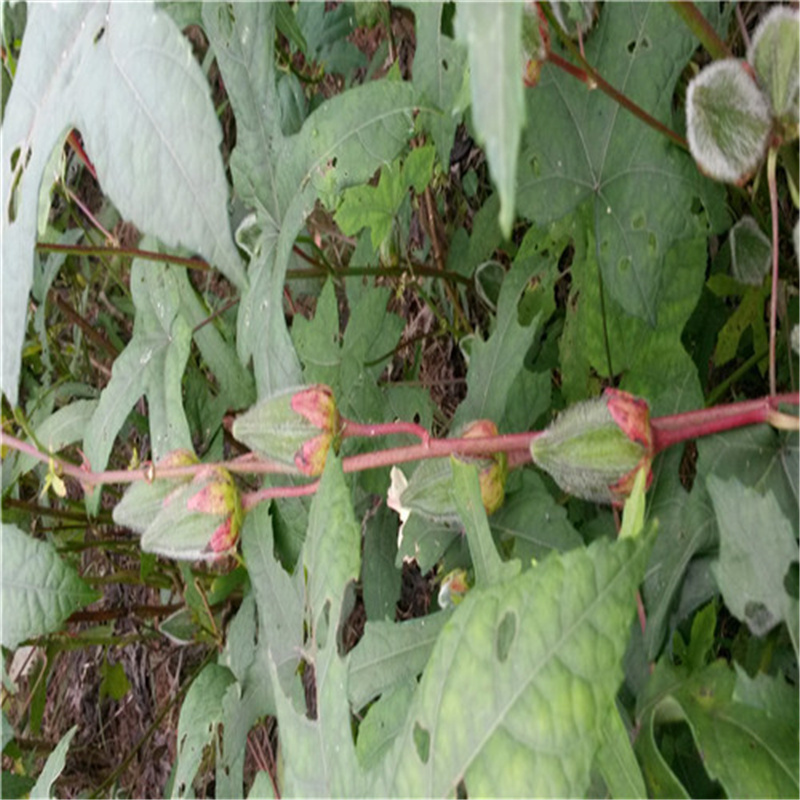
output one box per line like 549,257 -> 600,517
643,454 -> 718,660
10,399 -> 97,482
99,657 -> 131,703
378,532 -> 652,797
451,458 -> 519,588
675,662 -> 799,799
490,471 -> 583,562
202,3 -> 279,221
237,76 -> 420,397
303,455 -> 361,641
748,6 -> 800,127
29,725 -> 78,800
241,503 -> 304,696
362,504 -> 403,622
335,161 -> 406,250
452,256 -> 543,430
410,2 -> 468,167
2,2 -> 244,403
395,513 -> 459,574
518,4 -> 727,324
707,475 -> 799,646
733,665 -> 800,730
292,279 -> 342,388
560,218 -> 707,412
728,215 -> 772,285
456,3 -> 524,237
404,144 -> 436,194
172,663 -> 236,799
356,680 -> 416,770
1,524 -> 100,650
697,426 -> 799,536
686,59 -> 772,184
348,612 -> 450,711
635,706 -> 690,799
84,255 -> 194,510
596,705 -> 647,799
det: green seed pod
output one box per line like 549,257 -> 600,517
530,389 -> 652,505
232,385 -> 341,476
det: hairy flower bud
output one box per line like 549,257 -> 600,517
139,466 -> 243,561
530,388 -> 653,505
232,385 -> 341,476
113,449 -> 199,534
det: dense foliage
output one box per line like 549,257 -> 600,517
1,2 -> 798,797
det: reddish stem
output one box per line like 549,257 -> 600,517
341,418 -> 430,445
651,393 -> 798,453
67,130 -> 97,180
241,481 -> 319,511
541,8 -> 687,150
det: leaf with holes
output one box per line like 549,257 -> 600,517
375,531 -> 653,797
265,456 -> 363,796
1,1 -> 244,405
708,475 -> 799,649
517,3 -> 727,324
172,664 -> 236,799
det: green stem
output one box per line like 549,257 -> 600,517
35,242 -> 472,286
704,345 -> 769,407
668,1 -> 732,60
767,147 -> 780,396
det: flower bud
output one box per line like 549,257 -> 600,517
387,420 -> 508,529
232,385 -> 341,476
530,388 -> 653,505
140,466 -> 243,561
113,449 -> 199,534
459,419 -> 508,515
438,568 -> 471,609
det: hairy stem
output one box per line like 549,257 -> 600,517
651,392 -> 799,452
4,394 -> 797,505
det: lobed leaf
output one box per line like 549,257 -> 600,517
1,2 -> 244,404
518,3 -> 727,324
